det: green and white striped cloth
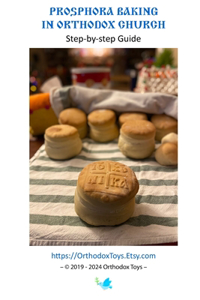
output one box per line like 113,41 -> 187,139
29,138 -> 178,246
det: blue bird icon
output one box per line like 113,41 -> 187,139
98,278 -> 112,290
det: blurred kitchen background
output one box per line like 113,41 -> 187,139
29,48 -> 178,95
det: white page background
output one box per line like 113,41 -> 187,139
1,0 -> 199,299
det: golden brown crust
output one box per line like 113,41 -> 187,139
59,108 -> 87,128
118,134 -> 155,159
88,109 -> 116,127
120,120 -> 156,140
155,142 -> 178,165
119,112 -> 148,126
151,114 -> 178,141
74,190 -> 136,226
151,114 -> 177,130
161,132 -> 178,145
77,161 -> 139,204
89,125 -> 119,142
45,124 -> 78,139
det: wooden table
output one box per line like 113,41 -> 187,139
30,135 -> 44,159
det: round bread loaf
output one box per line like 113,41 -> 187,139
155,142 -> 178,166
118,120 -> 156,159
161,132 -> 178,145
88,109 -> 119,142
45,124 -> 82,160
59,108 -> 87,139
119,112 -> 148,126
150,114 -> 178,142
74,160 -> 139,226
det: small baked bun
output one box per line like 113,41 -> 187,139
155,142 -> 178,166
88,109 -> 119,142
59,108 -> 87,139
74,160 -> 139,226
150,114 -> 178,142
44,124 -> 82,160
118,120 -> 156,159
119,112 -> 148,126
161,132 -> 178,146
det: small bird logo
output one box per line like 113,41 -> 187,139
95,277 -> 112,290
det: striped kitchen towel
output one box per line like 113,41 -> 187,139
29,138 -> 178,246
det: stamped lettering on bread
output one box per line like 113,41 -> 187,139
84,161 -> 132,194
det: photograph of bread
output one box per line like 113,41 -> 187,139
118,120 -> 156,159
119,112 -> 148,126
74,161 -> 139,226
59,108 -> 88,139
151,114 -> 178,142
44,124 -> 82,160
30,48 -> 178,246
88,109 -> 119,142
